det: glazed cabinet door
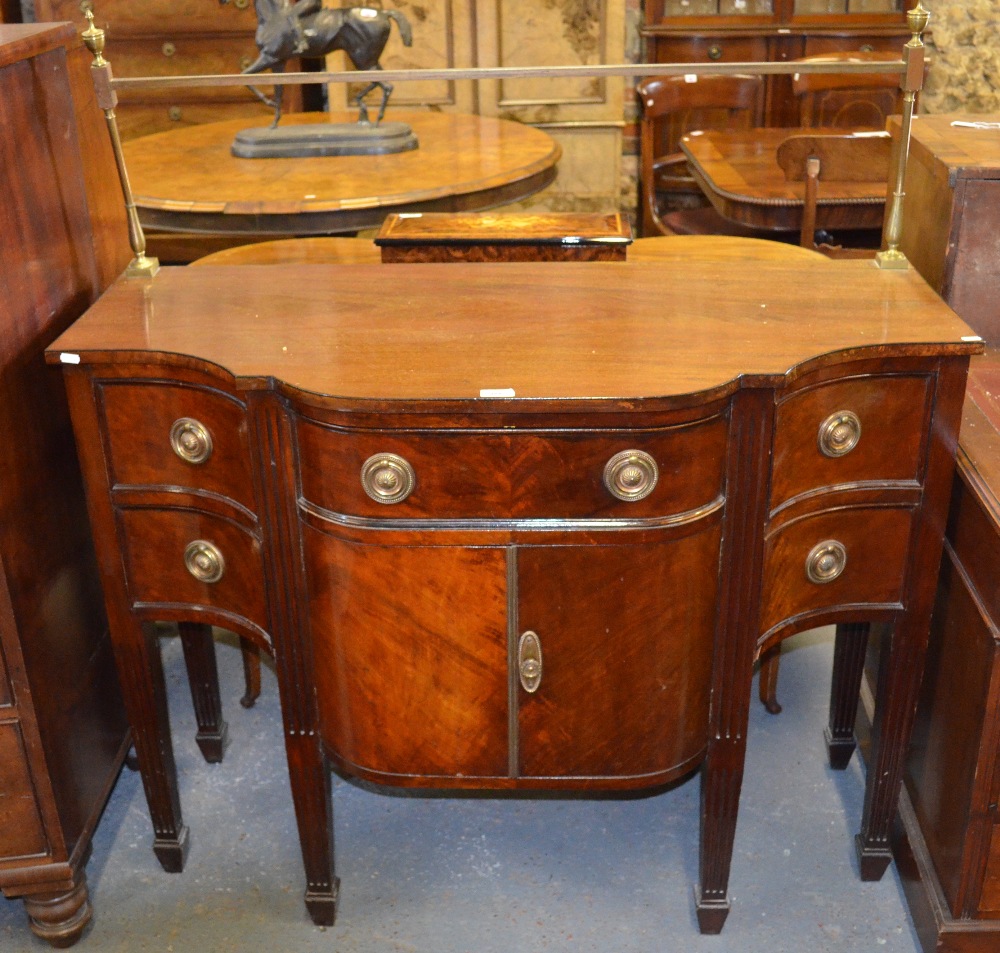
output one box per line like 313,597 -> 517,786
516,529 -> 719,783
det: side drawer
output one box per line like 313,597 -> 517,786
0,720 -> 47,859
650,35 -> 770,65
770,374 -> 931,510
118,507 -> 267,631
297,415 -> 728,521
117,102 -> 277,141
99,381 -> 255,511
759,506 -> 913,636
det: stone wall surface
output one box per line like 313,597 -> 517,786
923,0 -> 1000,113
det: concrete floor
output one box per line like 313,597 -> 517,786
0,628 -> 921,953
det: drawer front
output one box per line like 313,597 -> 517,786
759,506 -> 913,635
117,102 -> 278,141
119,508 -> 266,630
802,34 -> 910,57
297,415 -> 728,521
100,382 -> 255,511
0,721 -> 47,859
36,0 -> 259,34
651,35 -> 770,65
770,375 -> 931,510
112,37 -> 266,104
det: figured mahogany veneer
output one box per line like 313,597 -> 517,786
47,261 -> 978,934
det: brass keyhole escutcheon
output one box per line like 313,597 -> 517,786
805,540 -> 847,584
518,631 -> 543,693
603,449 -> 659,502
170,417 -> 213,464
360,452 -> 416,504
818,410 -> 861,458
184,540 -> 225,584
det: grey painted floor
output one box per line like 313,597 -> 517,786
1,628 -> 920,952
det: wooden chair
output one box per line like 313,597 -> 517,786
775,131 -> 891,258
637,74 -> 792,240
791,50 -> 917,129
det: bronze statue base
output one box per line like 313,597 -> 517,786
231,121 -> 418,159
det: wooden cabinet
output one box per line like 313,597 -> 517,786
33,0 -> 300,140
642,0 -> 914,136
47,259 -> 976,935
0,22 -> 131,948
899,113 -> 1000,347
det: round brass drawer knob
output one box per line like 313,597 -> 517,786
170,417 -> 213,464
603,449 -> 659,502
361,452 -> 416,504
184,540 -> 225,584
818,410 -> 861,458
805,540 -> 847,584
162,41 -> 176,57
707,44 -> 723,60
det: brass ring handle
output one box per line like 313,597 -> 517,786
360,452 -> 416,504
518,631 -> 543,693
707,44 -> 723,61
170,417 -> 213,464
818,410 -> 861,458
184,540 -> 225,584
805,540 -> 847,584
603,449 -> 659,502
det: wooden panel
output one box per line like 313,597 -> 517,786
99,381 -> 254,510
949,181 -> 1000,345
296,416 -> 727,520
770,374 -> 932,509
309,532 -> 509,781
118,507 -> 266,629
0,643 -> 10,708
517,527 -> 719,780
759,506 -> 912,634
0,722 -> 47,859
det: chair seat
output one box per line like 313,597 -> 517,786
660,205 -> 793,240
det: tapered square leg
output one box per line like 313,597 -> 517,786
178,621 -> 229,763
825,622 -> 870,770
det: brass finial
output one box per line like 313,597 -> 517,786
907,3 -> 930,41
81,10 -> 107,67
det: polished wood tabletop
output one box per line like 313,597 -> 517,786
123,111 -> 561,236
51,261 -> 976,402
680,127 -> 890,232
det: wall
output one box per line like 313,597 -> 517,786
923,0 -> 1000,113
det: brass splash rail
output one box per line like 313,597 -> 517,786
80,4 -> 929,276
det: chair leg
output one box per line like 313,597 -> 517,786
758,643 -> 782,714
239,637 -> 262,709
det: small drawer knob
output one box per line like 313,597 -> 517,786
603,450 -> 658,502
805,540 -> 847,584
818,411 -> 861,458
184,540 -> 225,584
707,44 -> 723,60
361,452 -> 415,504
518,631 -> 543,693
162,41 -> 176,57
170,417 -> 213,464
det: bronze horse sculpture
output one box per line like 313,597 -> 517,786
229,0 -> 413,127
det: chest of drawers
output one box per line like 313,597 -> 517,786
48,260 -> 978,934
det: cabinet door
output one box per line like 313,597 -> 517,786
516,523 -> 720,784
308,529 -> 510,784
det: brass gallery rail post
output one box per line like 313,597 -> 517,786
79,4 -> 929,273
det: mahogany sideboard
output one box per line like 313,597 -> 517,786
0,21 -> 131,947
47,259 -> 978,933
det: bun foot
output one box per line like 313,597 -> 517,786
153,824 -> 190,873
855,835 -> 893,880
23,876 -> 92,948
305,879 -> 340,926
694,887 -> 730,934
